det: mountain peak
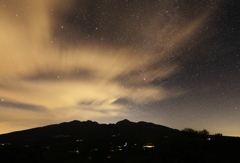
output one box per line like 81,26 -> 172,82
116,119 -> 132,124
70,120 -> 80,123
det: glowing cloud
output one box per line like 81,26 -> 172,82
0,0 -> 219,134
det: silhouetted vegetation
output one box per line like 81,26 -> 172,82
214,133 -> 223,137
181,128 -> 209,135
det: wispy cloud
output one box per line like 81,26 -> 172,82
0,100 -> 46,111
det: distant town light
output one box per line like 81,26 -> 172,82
143,145 -> 155,148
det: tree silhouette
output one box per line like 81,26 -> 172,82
181,128 -> 197,133
214,133 -> 222,137
198,129 -> 209,135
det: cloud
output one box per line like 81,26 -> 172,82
112,98 -> 137,106
0,0 -> 220,134
0,100 -> 46,111
23,68 -> 93,81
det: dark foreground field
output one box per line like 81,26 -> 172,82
1,136 -> 240,163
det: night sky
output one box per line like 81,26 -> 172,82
0,0 -> 240,136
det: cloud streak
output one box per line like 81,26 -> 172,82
0,100 -> 46,111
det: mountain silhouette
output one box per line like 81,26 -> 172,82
0,119 -> 179,142
1,120 -> 240,163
